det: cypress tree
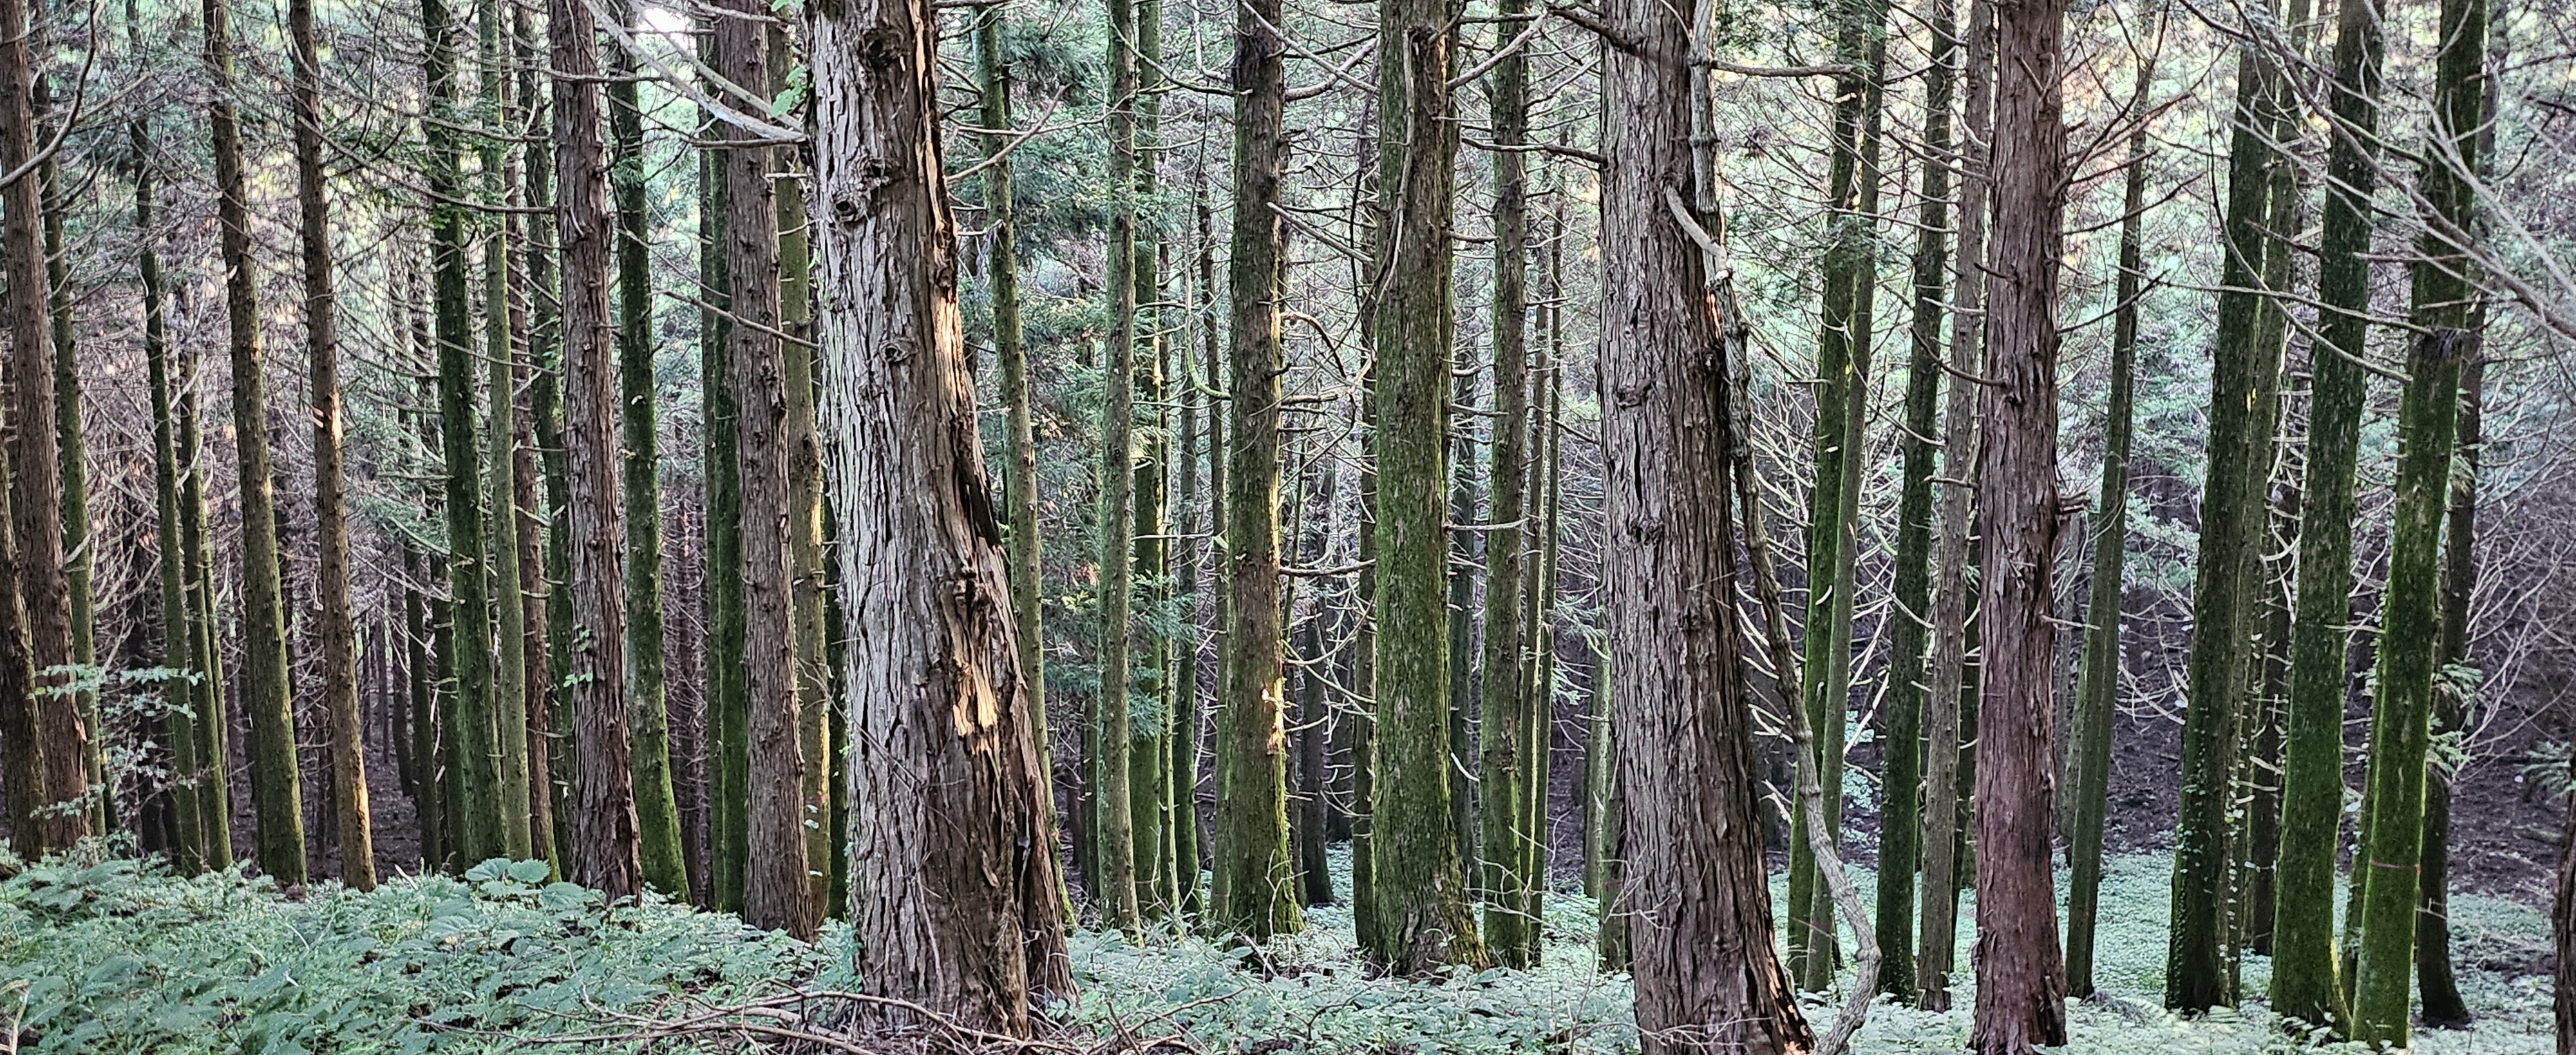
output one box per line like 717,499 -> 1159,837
1476,0 -> 1535,965
138,105 -> 202,871
1097,0 -> 1142,933
697,32 -> 748,909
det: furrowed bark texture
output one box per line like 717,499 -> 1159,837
717,3 -> 816,940
1477,0 -> 1534,963
551,0 -> 645,899
1097,0 -> 1142,932
1599,0 -> 1810,1047
1968,0 -> 2070,1048
811,0 -> 1075,1024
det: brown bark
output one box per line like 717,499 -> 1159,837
550,0 -> 643,899
716,0 -> 816,940
811,0 -> 1073,1027
1968,0 -> 2070,1049
1598,0 -> 1810,1047
0,0 -> 86,851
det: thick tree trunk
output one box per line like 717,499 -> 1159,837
1213,0 -> 1303,943
1918,0 -> 1992,1012
550,0 -> 645,900
1970,1 -> 2072,1050
2065,19 -> 2157,998
1598,0 -> 1810,1047
1,0 -> 86,855
294,0 -> 374,888
27,0 -> 99,830
1367,0 -> 1478,973
2271,0 -> 2382,1031
810,0 -> 1074,1017
1476,0 -> 1533,963
204,0 -> 304,882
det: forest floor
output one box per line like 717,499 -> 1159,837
0,846 -> 2555,1054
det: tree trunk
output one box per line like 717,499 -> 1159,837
1169,181 -> 1205,918
1293,466 -> 1336,908
2167,4 -> 2291,1009
511,0 -> 560,873
980,3 -> 1058,907
2271,0 -> 2382,1031
1130,0 -> 1174,920
203,0 -> 304,882
1367,0 -> 1479,973
473,0 -> 535,871
1918,0 -> 1992,1012
1968,1 -> 2073,1049
28,0 -> 99,830
1596,4 -> 1809,1048
1,0 -> 86,855
772,16 -> 834,919
1476,0 -> 1533,964
696,50 -> 749,910
601,0 -> 687,898
294,0 -> 374,888
138,113 -> 202,872
2065,19 -> 2157,998
1213,0 -> 1303,943
1094,0 -> 1143,933
2415,345 -> 2480,1029
2349,0 -> 2483,1032
550,0 -> 644,900
1877,0 -> 1956,1002
810,0 -> 1074,1016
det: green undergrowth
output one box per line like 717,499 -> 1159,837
0,847 -> 2553,1052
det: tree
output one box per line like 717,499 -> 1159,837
2416,344 -> 2482,1029
293,0 -> 374,888
1967,0 -> 2072,1048
1,0 -> 86,855
1476,0 -> 1535,964
477,0 -> 532,866
1876,0 -> 1957,1000
1213,0 -> 1302,941
31,0 -> 100,830
1596,0 -> 1809,1046
2167,0 -> 2291,1009
2347,0 -> 2484,1038
549,0 -> 645,900
809,0 -> 1074,1018
138,94 -> 203,871
698,41 -> 748,909
2271,0 -> 2382,1030
979,1 -> 1061,904
607,0 -> 688,898
1917,0 -> 1993,1012
772,13 -> 833,917
207,0 -> 303,882
1097,0 -> 1143,931
2065,10 -> 2159,997
1367,0 -> 1479,973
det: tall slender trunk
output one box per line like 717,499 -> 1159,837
697,46 -> 749,909
1917,0 -> 1993,1011
772,15 -> 834,918
512,0 -> 561,873
204,0 -> 303,880
603,0 -> 686,897
1476,0 -> 1534,965
713,0 -> 816,939
2167,2 -> 2291,1009
1293,466 -> 1335,906
1788,0 -> 1886,987
28,0 -> 99,828
810,0 -> 1074,1013
1,0 -> 84,853
476,0 -> 535,868
1877,0 -> 1957,1002
2271,0 -> 2382,1030
2416,348 -> 2481,1029
2065,14 -> 2158,996
980,2 -> 1055,899
1130,0 -> 1175,920
1367,0 -> 1477,973
551,0 -> 644,899
139,106 -> 202,871
1597,0 -> 1807,1045
2348,0 -> 2483,1035
294,0 -> 374,887
1968,0 -> 2072,1046
1095,0 -> 1143,933
1202,195 -> 1233,923
1169,181 -> 1204,918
